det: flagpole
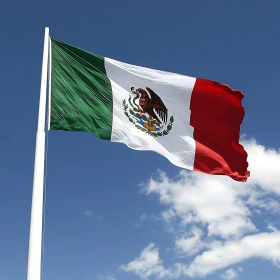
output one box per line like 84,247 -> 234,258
27,27 -> 50,280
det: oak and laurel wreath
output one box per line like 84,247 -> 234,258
123,99 -> 174,137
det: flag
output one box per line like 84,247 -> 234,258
50,39 -> 249,182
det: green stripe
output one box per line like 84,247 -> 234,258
50,39 -> 113,140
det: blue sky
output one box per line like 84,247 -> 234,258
0,1 -> 280,280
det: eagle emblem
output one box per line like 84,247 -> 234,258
123,87 -> 174,137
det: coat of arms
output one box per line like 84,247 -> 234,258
123,87 -> 174,137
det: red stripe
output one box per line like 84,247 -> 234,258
190,78 -> 250,182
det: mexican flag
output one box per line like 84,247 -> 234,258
50,39 -> 249,182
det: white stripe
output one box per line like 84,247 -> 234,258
105,57 -> 196,170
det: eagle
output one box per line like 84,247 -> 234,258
131,87 -> 168,125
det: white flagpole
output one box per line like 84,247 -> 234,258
47,36 -> 52,131
27,27 -> 50,280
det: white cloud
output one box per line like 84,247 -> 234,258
207,215 -> 256,240
186,231 -> 280,277
144,170 -> 256,239
161,209 -> 177,223
122,139 -> 280,280
220,268 -> 242,280
142,138 -> 280,241
267,224 -> 278,232
175,227 -> 205,256
246,186 -> 280,213
121,231 -> 280,279
242,139 -> 280,195
120,243 -> 170,279
120,138 -> 280,279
